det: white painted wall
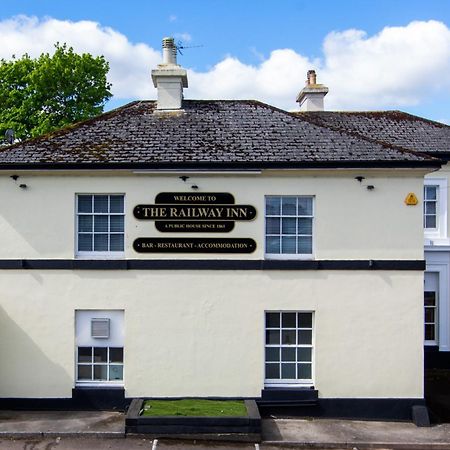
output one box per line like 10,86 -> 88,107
0,170 -> 426,260
0,269 -> 423,399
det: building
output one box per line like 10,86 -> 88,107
295,101 -> 450,369
0,38 -> 441,419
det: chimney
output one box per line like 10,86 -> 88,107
151,37 -> 188,111
296,70 -> 328,111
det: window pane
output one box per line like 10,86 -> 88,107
78,215 -> 92,233
109,348 -> 124,363
298,330 -> 312,345
94,348 -> 107,362
282,312 -> 296,328
266,236 -> 280,254
282,197 -> 296,215
425,308 -> 435,323
425,216 -> 436,228
266,330 -> 280,345
297,347 -> 312,362
425,186 -> 437,200
298,363 -> 312,379
78,234 -> 93,252
266,217 -> 280,234
298,218 -> 312,235
266,312 -> 280,328
298,313 -> 312,328
265,347 -> 280,362
110,216 -> 124,232
425,203 -> 436,214
425,324 -> 435,341
110,195 -> 124,213
281,236 -> 296,254
266,363 -> 280,379
78,347 -> 92,363
281,363 -> 296,379
94,195 -> 109,213
109,365 -> 123,381
425,292 -> 436,306
298,237 -> 312,254
282,218 -> 296,234
77,365 -> 92,380
298,197 -> 312,215
266,197 -> 280,215
110,234 -> 124,252
94,216 -> 108,232
282,330 -> 296,345
78,195 -> 92,213
281,347 -> 296,361
94,234 -> 108,251
94,365 -> 108,380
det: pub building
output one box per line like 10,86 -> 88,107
0,37 -> 442,420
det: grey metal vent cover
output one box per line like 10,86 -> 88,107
91,318 -> 110,339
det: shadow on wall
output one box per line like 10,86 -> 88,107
0,305 -> 73,400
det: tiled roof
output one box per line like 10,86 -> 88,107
294,111 -> 450,155
0,101 -> 439,169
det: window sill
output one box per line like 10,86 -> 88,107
75,253 -> 125,260
75,382 -> 124,388
265,254 -> 314,260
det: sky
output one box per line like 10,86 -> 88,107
0,0 -> 449,123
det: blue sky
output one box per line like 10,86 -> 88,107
1,0 -> 450,122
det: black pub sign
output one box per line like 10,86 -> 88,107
133,192 -> 257,253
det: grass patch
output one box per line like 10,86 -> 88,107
142,399 -> 247,417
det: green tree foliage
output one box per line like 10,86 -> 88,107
0,44 -> 112,140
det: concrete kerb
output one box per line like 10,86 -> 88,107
0,431 -> 125,439
262,442 -> 450,449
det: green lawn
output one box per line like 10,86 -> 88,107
142,399 -> 247,417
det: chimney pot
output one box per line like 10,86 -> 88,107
162,37 -> 177,65
307,70 -> 317,85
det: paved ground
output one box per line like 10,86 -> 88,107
1,410 -> 450,448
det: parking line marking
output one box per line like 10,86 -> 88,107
152,438 -> 158,450
255,444 -> 260,450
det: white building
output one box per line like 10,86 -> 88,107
0,38 -> 441,419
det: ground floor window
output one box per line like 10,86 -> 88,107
425,272 -> 439,346
265,311 -> 313,385
77,347 -> 124,382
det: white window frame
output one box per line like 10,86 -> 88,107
76,346 -> 124,386
264,311 -> 314,387
424,178 -> 447,243
75,194 -> 125,258
264,195 -> 314,260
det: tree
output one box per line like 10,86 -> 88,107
0,44 -> 112,141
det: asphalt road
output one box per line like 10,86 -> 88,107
0,438 -> 344,450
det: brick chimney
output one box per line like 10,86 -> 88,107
296,70 -> 328,111
151,37 -> 188,111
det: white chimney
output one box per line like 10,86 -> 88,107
296,70 -> 328,111
151,37 -> 188,111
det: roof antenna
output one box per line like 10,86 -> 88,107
176,41 -> 203,56
5,129 -> 15,144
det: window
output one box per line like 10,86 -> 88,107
265,311 -> 313,385
424,186 -> 438,229
423,178 -> 447,242
425,272 -> 439,346
265,196 -> 313,258
77,347 -> 124,382
76,195 -> 124,255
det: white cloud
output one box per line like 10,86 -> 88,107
1,16 -> 449,111
169,15 -> 177,22
174,32 -> 192,43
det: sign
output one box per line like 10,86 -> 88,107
133,204 -> 256,221
133,238 -> 257,253
405,192 -> 418,206
133,192 -> 257,253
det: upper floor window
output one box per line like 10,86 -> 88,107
424,179 -> 447,242
265,196 -> 313,258
76,195 -> 125,256
424,186 -> 438,229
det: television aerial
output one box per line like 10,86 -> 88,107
176,41 -> 203,56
